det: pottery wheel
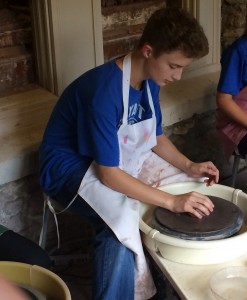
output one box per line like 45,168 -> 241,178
153,195 -> 244,241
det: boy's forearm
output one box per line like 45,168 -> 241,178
97,164 -> 174,209
217,92 -> 247,127
152,134 -> 192,173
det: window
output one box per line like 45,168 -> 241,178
182,0 -> 221,78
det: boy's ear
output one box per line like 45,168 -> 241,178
141,44 -> 153,58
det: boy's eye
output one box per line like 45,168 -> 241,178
169,64 -> 177,69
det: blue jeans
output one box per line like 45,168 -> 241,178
54,177 -> 135,300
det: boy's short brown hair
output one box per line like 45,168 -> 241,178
138,7 -> 209,59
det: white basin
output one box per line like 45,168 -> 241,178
139,182 -> 247,265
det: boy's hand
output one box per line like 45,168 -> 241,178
186,161 -> 219,186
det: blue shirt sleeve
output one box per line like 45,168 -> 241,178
217,36 -> 247,96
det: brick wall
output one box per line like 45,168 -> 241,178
102,0 -> 165,61
0,0 -> 35,95
221,0 -> 247,50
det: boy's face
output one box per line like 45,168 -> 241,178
144,48 -> 193,86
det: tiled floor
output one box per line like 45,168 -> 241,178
52,167 -> 247,300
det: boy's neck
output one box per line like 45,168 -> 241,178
116,51 -> 147,90
130,51 -> 147,90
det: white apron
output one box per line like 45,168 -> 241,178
77,53 -> 204,299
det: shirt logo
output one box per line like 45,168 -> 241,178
128,103 -> 145,124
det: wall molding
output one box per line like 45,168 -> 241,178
182,0 -> 221,79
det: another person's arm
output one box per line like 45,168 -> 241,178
216,37 -> 247,127
216,91 -> 247,127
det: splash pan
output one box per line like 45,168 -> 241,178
139,182 -> 247,265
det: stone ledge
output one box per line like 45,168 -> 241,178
0,87 -> 57,185
159,71 -> 220,127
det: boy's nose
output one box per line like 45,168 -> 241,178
172,68 -> 183,81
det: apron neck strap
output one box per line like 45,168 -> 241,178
122,53 -> 155,125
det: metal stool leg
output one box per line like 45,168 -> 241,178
230,154 -> 241,188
